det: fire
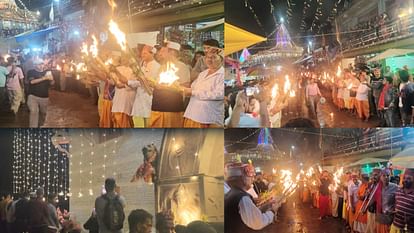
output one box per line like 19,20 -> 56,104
271,83 -> 279,98
159,62 -> 179,85
283,75 -> 291,94
3,54 -> 10,62
272,168 -> 276,174
289,90 -> 296,97
347,83 -> 353,90
104,58 -> 113,66
107,0 -> 117,11
81,42 -> 89,56
90,35 -> 99,58
336,66 -> 341,77
331,167 -> 344,191
306,167 -> 314,178
108,20 -> 127,51
56,65 -> 61,71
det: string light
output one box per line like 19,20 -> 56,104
244,0 -> 266,35
12,129 -> 69,199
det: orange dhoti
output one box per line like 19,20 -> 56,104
356,100 -> 369,120
376,223 -> 391,233
99,99 -> 113,128
112,112 -> 133,128
150,111 -> 184,128
337,98 -> 344,109
349,209 -> 356,230
354,184 -> 368,233
183,118 -> 222,128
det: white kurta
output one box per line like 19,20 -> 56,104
129,60 -> 160,118
239,196 -> 274,230
184,67 -> 224,125
111,66 -> 136,115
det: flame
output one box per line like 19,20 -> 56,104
159,62 -> 179,85
347,82 -> 353,90
271,83 -> 279,98
336,66 -> 341,77
272,168 -> 276,174
81,42 -> 89,56
70,66 -> 74,72
306,167 -> 314,178
90,35 -> 99,58
289,90 -> 296,97
104,58 -> 113,66
56,65 -> 61,71
284,75 -> 291,94
107,0 -> 117,11
76,63 -> 86,72
108,20 -> 127,51
330,167 -> 344,191
318,165 -> 322,173
76,74 -> 80,80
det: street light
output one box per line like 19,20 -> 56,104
36,11 -> 40,16
280,17 -> 284,23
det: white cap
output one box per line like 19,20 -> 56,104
165,41 -> 181,51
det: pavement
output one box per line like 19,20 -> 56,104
261,196 -> 347,233
0,89 -> 99,128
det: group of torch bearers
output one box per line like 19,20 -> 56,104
224,160 -> 414,233
53,18 -> 224,128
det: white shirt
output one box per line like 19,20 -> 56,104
239,196 -> 274,230
111,66 -> 136,115
356,82 -> 370,101
184,66 -> 224,125
129,60 -> 160,118
348,181 -> 360,208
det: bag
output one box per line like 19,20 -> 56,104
103,195 -> 125,231
6,65 -> 16,82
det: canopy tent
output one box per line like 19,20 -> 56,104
346,157 -> 388,167
390,146 -> 414,168
224,23 -> 266,56
15,26 -> 60,43
196,18 -> 224,32
367,49 -> 414,62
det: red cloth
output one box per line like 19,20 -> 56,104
319,194 -> 330,217
374,182 -> 384,214
378,83 -> 390,110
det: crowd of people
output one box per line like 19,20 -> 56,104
0,178 -> 219,233
0,37 -> 224,128
224,160 -> 414,233
314,168 -> 414,233
224,63 -> 414,128
328,65 -> 414,127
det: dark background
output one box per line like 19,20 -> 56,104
0,129 -> 14,195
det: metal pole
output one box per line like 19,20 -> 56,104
127,0 -> 133,33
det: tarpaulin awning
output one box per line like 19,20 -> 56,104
346,157 -> 388,167
15,26 -> 60,43
367,49 -> 414,62
391,146 -> 414,168
224,23 -> 266,56
197,18 -> 224,32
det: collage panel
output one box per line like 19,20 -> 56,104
225,128 -> 414,233
224,0 -> 414,128
0,128 -> 224,233
0,0 -> 224,128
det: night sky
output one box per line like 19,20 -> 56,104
0,129 -> 14,195
225,0 -> 346,52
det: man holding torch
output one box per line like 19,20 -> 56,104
150,41 -> 190,128
225,162 -> 278,233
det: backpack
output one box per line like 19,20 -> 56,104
103,195 -> 124,231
